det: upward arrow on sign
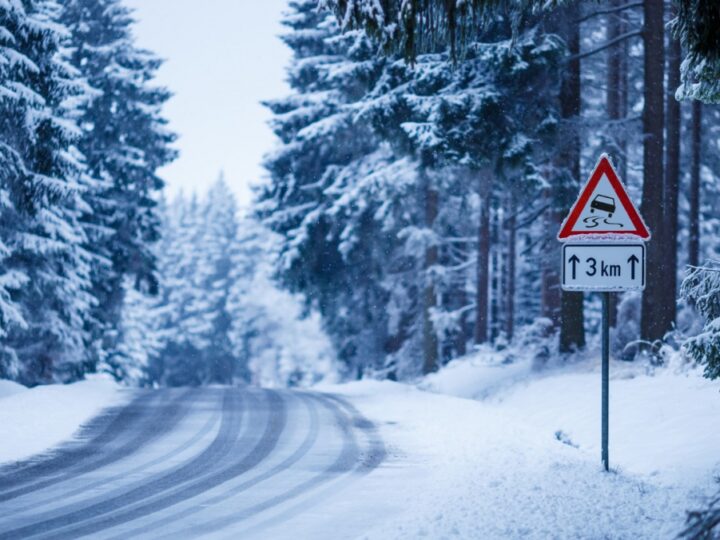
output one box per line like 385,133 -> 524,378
557,154 -> 651,241
628,254 -> 639,279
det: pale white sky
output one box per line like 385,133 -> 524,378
125,0 -> 292,206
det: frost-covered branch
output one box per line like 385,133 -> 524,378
569,30 -> 642,62
576,2 -> 643,24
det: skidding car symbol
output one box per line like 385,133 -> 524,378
590,195 -> 616,217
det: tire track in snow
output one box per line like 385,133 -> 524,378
37,389 -> 284,540
318,392 -> 386,471
8,388 -> 222,516
112,390 -> 320,540
0,390 -> 161,494
168,391 -> 385,539
234,392 -> 387,539
0,389 -> 192,503
0,388 -> 245,540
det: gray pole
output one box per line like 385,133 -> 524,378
601,292 -> 610,471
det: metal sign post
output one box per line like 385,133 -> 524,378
601,292 -> 609,471
558,154 -> 651,472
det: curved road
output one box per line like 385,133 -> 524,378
0,387 -> 386,539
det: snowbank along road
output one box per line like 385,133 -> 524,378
0,387 -> 385,539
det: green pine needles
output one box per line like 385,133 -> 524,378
681,262 -> 720,380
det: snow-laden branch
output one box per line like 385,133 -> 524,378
569,30 -> 643,62
513,203 -> 550,231
442,237 -> 478,244
686,264 -> 720,274
576,2 -> 643,24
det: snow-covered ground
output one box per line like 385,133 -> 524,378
0,353 -> 717,539
0,377 -> 128,465
423,351 -> 720,484
325,353 -> 720,539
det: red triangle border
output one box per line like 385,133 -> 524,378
557,154 -> 651,240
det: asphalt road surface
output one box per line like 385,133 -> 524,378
0,387 -> 386,539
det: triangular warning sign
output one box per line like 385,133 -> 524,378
558,154 -> 651,241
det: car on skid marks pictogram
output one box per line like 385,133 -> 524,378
590,195 -> 616,217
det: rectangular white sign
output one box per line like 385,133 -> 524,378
561,243 -> 645,292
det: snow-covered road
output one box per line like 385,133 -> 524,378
0,387 -> 386,539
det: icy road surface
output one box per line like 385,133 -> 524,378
0,387 -> 387,539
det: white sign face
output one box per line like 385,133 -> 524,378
561,243 -> 645,292
571,174 -> 635,233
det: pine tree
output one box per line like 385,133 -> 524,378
358,29 -> 562,372
259,0 -> 387,377
640,0 -> 669,347
263,0 -> 565,379
227,212 -> 337,387
120,180 -> 337,388
197,176 -> 239,384
687,101 -> 702,268
662,3 -> 682,339
680,263 -> 720,380
0,1 -> 33,377
108,278 -> 162,385
555,5 -> 585,353
673,0 -> 720,103
150,195 -> 214,386
0,0 -> 97,383
61,0 -> 176,372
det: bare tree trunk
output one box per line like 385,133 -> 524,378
422,170 -> 439,374
541,188 -> 561,328
558,2 -> 585,353
490,207 -> 501,341
640,0 -> 668,344
607,1 -> 622,124
474,170 -> 492,344
618,4 -> 630,182
455,288 -> 468,356
560,293 -> 585,352
606,0 -> 624,328
688,101 -> 702,268
618,6 -> 629,184
504,192 -> 516,340
40,355 -> 53,384
663,10 -> 681,331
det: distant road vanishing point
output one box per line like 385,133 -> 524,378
0,387 -> 385,539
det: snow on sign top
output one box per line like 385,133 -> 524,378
557,154 -> 651,241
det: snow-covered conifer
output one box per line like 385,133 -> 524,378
258,0 -> 387,377
681,263 -> 720,380
0,0 -> 97,383
61,0 -> 176,370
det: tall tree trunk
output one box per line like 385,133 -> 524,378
618,5 -> 630,184
541,188 -> 561,328
454,288 -> 468,356
606,1 -> 625,328
663,11 -> 681,331
607,1 -> 622,125
474,170 -> 492,344
640,0 -> 667,344
560,293 -> 585,352
422,169 -> 439,374
490,207 -> 501,341
559,3 -> 585,353
505,192 -> 516,340
688,101 -> 702,268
